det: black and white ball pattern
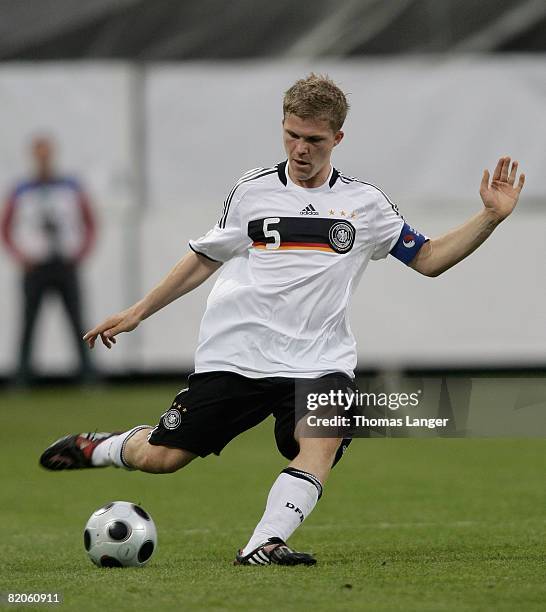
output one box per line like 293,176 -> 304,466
83,501 -> 157,567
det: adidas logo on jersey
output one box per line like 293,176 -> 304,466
300,204 -> 319,215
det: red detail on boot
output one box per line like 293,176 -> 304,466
78,436 -> 97,461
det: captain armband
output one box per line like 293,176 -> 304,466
389,223 -> 429,265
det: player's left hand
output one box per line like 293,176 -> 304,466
480,156 -> 525,221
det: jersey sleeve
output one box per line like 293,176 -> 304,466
370,189 -> 428,264
370,190 -> 405,260
189,187 -> 250,263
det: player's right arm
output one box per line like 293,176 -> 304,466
83,251 -> 221,349
86,168 -> 254,349
1,186 -> 32,268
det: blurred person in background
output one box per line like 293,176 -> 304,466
1,135 -> 96,386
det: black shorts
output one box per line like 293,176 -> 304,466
147,371 -> 357,465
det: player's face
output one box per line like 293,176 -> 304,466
283,114 -> 343,188
32,137 -> 54,177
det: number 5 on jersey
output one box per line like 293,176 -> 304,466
263,218 -> 281,250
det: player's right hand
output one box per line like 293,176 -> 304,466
83,308 -> 142,349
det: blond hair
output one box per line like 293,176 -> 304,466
283,73 -> 349,132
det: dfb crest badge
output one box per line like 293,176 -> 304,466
162,408 -> 181,430
328,221 -> 355,253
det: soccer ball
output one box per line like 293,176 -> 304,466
83,501 -> 157,568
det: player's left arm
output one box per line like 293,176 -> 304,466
409,156 -> 525,277
74,187 -> 96,263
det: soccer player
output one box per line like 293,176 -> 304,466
40,74 -> 525,566
1,135 -> 96,386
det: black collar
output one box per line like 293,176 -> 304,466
277,160 -> 288,186
276,161 -> 340,188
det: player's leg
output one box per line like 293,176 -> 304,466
39,383 -> 202,473
236,374 -> 354,566
17,266 -> 45,384
39,426 -> 196,472
288,434 -> 343,484
235,436 -> 341,566
109,373 -> 275,473
120,427 -> 196,472
40,372 -> 272,474
55,261 -> 95,381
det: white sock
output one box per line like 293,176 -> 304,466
91,425 -> 151,469
242,468 -> 323,555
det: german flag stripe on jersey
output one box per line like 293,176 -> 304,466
253,242 -> 335,252
248,217 -> 356,254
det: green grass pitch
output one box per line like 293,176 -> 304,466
1,384 -> 544,611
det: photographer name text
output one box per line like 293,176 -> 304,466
307,415 -> 450,430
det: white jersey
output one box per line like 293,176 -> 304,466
4,177 -> 93,262
189,161 -> 415,379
